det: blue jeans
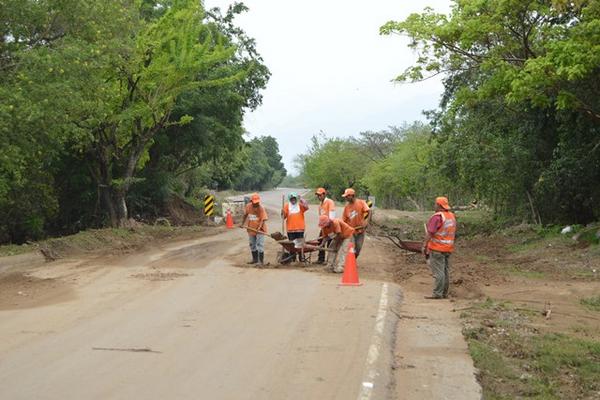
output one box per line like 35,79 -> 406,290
248,234 -> 265,253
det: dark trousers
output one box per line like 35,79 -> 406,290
318,234 -> 332,262
283,231 -> 304,262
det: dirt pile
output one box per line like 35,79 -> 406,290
162,195 -> 205,226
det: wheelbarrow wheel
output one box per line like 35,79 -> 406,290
279,251 -> 294,265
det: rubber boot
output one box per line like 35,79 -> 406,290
258,252 -> 264,266
247,251 -> 258,264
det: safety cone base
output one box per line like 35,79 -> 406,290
339,282 -> 363,286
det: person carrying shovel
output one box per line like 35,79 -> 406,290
240,193 -> 268,265
281,192 -> 309,263
341,188 -> 371,259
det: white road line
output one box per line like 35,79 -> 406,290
358,282 -> 389,400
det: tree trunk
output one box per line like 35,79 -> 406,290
100,184 -> 118,227
526,190 -> 541,225
115,191 -> 129,227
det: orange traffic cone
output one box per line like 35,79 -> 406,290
226,209 -> 234,229
340,242 -> 362,286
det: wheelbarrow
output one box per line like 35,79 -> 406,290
384,235 -> 423,254
275,237 -> 336,265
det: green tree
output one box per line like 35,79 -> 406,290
233,136 -> 287,191
0,0 -> 271,242
362,123 -> 453,210
0,0 -> 133,240
298,135 -> 367,200
133,2 -> 271,205
381,0 -> 600,223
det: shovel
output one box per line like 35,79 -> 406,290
240,226 -> 286,241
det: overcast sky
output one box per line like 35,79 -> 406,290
203,0 -> 452,173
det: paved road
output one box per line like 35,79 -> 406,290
0,189 -> 400,400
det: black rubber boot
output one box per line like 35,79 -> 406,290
317,250 -> 325,264
258,252 -> 264,265
247,251 -> 258,264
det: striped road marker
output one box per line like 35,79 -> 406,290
204,194 -> 215,216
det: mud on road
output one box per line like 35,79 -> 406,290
0,189 -> 483,400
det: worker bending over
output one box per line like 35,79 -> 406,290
281,192 -> 309,263
422,196 -> 456,299
342,188 -> 370,258
315,187 -> 336,264
318,215 -> 354,273
240,193 -> 268,265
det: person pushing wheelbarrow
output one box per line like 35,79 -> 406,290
280,192 -> 309,263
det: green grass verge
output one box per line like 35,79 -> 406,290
463,299 -> 600,399
580,295 -> 600,312
503,266 -> 547,279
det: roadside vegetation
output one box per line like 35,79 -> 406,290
0,0 -> 284,244
580,295 -> 600,312
463,300 -> 600,400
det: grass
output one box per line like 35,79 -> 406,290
503,265 -> 546,279
506,235 -> 571,253
0,243 -> 33,257
580,295 -> 600,312
462,299 -> 600,399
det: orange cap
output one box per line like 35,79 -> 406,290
342,188 -> 355,198
251,193 -> 261,204
315,187 -> 326,195
318,215 -> 331,227
435,196 -> 450,210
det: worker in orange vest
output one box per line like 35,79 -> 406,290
281,192 -> 309,263
240,193 -> 268,265
422,196 -> 456,299
318,215 -> 355,273
315,187 -> 336,264
341,188 -> 370,259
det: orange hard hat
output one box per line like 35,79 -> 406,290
318,215 -> 331,227
342,188 -> 355,198
315,187 -> 327,195
435,196 -> 450,210
251,193 -> 261,204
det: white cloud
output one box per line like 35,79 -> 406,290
203,0 -> 452,173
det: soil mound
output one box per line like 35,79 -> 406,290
162,195 -> 205,226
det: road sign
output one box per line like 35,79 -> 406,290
204,194 -> 215,216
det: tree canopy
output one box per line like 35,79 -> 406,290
380,0 -> 600,223
0,0 -> 283,243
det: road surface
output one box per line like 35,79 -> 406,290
0,189 -> 401,399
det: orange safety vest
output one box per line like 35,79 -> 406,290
318,198 -> 336,219
427,211 -> 456,253
283,202 -> 307,232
